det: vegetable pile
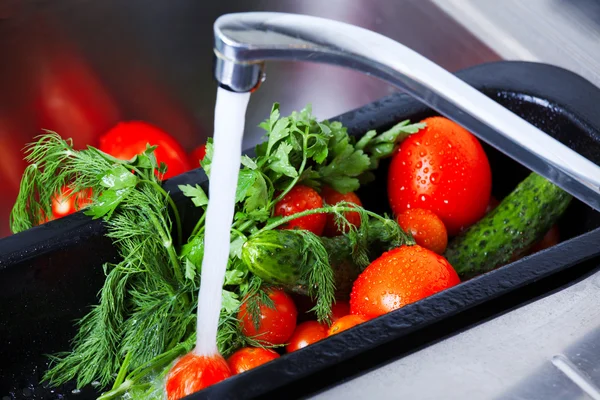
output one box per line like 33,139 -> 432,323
10,104 -> 571,399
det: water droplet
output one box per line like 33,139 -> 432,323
443,200 -> 449,204
419,151 -> 427,157
416,161 -> 423,169
420,180 -> 426,184
400,186 -> 405,191
430,173 -> 439,183
423,167 -> 429,173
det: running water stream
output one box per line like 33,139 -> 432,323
195,87 -> 251,355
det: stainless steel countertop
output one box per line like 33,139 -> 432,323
432,0 -> 600,88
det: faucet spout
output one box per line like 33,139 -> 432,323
213,12 -> 600,211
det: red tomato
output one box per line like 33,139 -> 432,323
51,187 -> 93,219
286,321 -> 328,353
227,347 -> 280,375
238,288 -> 297,345
190,144 -> 207,168
388,116 -> 492,235
529,225 -> 560,254
327,314 -> 368,336
397,208 -> 448,254
330,301 -> 350,322
350,245 -> 460,319
165,353 -> 231,400
99,121 -> 191,180
321,186 -> 363,237
274,185 -> 326,235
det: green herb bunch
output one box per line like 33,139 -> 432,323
10,104 -> 424,399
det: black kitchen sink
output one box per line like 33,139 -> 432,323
1,61 -> 599,400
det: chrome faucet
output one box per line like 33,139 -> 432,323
213,12 -> 600,211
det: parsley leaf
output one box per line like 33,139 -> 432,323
178,184 -> 208,207
85,188 -> 131,219
99,166 -> 138,190
269,142 -> 298,178
221,290 -> 241,313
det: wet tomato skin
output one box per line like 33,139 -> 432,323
350,245 -> 460,319
397,208 -> 448,254
327,314 -> 368,336
274,185 -> 326,235
388,116 -> 492,235
238,288 -> 297,345
227,347 -> 280,375
286,321 -> 328,353
165,353 -> 231,400
321,186 -> 363,237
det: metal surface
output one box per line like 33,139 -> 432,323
0,0 -> 497,238
432,0 -> 600,89
314,268 -> 600,400
212,12 -> 600,212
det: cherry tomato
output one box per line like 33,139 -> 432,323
397,208 -> 448,254
189,144 -> 207,168
51,187 -> 93,219
327,314 -> 368,336
99,121 -> 191,180
274,185 -> 326,235
286,321 -> 328,353
350,245 -> 460,319
529,225 -> 560,254
165,353 -> 231,400
227,347 -> 280,375
388,116 -> 492,235
321,186 -> 363,237
330,300 -> 350,322
238,288 -> 297,345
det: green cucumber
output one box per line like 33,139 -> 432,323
242,218 -> 414,298
241,230 -> 304,286
444,173 -> 572,279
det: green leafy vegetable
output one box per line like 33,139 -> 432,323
9,103 -> 425,398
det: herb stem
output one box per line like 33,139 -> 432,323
271,133 -> 309,206
148,212 -> 185,286
191,213 -> 206,238
111,351 -> 132,390
257,204 -> 387,233
141,180 -> 182,246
